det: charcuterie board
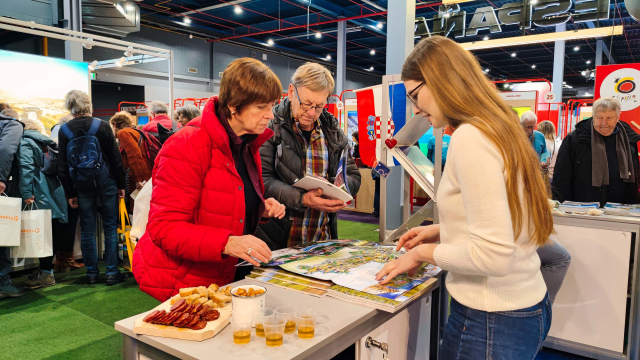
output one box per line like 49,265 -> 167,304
133,299 -> 232,342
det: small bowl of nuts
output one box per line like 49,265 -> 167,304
231,285 -> 267,320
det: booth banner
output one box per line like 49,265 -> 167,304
355,84 -> 407,167
595,64 -> 640,133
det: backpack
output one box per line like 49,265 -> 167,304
60,118 -> 110,191
156,120 -> 178,144
41,143 -> 58,175
135,128 -> 162,168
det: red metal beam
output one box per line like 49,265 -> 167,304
209,3 -> 442,42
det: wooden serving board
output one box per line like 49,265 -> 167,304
133,300 -> 232,342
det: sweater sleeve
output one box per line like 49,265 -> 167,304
17,141 -> 36,200
119,130 -> 152,183
432,125 -> 518,277
0,120 -> 23,184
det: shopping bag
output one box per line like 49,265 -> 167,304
12,204 -> 53,258
0,194 -> 21,246
130,178 -> 152,240
118,198 -> 135,272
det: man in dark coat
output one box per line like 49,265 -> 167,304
258,63 -> 361,249
0,112 -> 26,298
552,97 -> 640,206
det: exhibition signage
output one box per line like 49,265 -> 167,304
595,64 -> 640,133
415,0 -> 610,38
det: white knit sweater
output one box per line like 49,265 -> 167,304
433,124 -> 547,312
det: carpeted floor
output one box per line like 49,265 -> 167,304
0,219 -> 591,360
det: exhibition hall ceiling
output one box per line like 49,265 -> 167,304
133,0 -> 638,87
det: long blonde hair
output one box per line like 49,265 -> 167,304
402,36 -> 552,246
537,120 -> 556,141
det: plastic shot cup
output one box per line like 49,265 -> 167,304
296,299 -> 319,312
263,315 -> 286,347
253,308 -> 274,337
230,313 -> 253,345
295,309 -> 318,339
276,305 -> 297,334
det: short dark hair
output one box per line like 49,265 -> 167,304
352,131 -> 359,139
218,58 -> 282,119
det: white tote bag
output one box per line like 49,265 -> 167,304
130,178 -> 152,241
12,204 -> 53,258
0,194 -> 21,246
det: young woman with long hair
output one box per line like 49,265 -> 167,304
376,36 -> 554,358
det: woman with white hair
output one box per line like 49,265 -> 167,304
16,118 -> 70,289
141,100 -> 181,138
553,97 -> 640,206
57,90 -> 127,286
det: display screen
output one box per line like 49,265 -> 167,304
136,116 -> 149,126
0,50 -> 89,133
512,106 -> 532,118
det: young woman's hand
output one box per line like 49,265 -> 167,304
263,198 -> 286,219
375,249 -> 423,285
224,235 -> 272,267
396,224 -> 440,251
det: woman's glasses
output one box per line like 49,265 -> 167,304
406,82 -> 425,107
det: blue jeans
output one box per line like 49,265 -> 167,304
537,239 -> 571,305
0,247 -> 12,286
441,294 -> 552,360
77,178 -> 120,277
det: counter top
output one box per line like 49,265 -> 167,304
553,212 -> 640,225
115,278 -> 439,360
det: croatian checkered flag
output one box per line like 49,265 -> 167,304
334,150 -> 350,195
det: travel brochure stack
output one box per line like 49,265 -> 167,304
556,201 -> 640,216
241,240 -> 441,313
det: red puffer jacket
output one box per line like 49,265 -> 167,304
132,97 -> 272,301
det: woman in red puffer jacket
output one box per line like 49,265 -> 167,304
133,58 -> 286,301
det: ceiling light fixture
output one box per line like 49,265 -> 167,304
370,49 -> 376,55
125,2 -> 134,11
189,34 -> 193,39
88,60 -> 98,71
586,60 -> 591,64
483,35 -> 489,41
443,13 -> 451,18
315,32 -> 322,39
234,6 -> 242,14
376,22 -> 383,29
267,39 -> 274,46
326,54 -> 332,60
531,0 -> 538,4
184,17 -> 191,24
574,46 -> 580,51
124,46 -> 134,57
531,64 -> 536,69
511,52 -> 517,57
370,66 -> 374,71
460,26 -> 623,51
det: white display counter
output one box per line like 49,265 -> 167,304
545,213 -> 640,360
115,277 -> 443,360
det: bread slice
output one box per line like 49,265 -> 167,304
170,295 -> 181,305
179,287 -> 196,297
197,297 -> 208,304
207,289 -> 217,300
211,292 -> 231,305
196,286 -> 208,298
223,286 -> 232,296
186,294 -> 201,304
203,300 -> 215,308
208,283 -> 219,292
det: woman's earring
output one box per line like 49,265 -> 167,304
231,111 -> 235,115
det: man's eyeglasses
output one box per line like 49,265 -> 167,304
406,82 -> 425,107
523,125 -> 535,130
294,86 -> 327,113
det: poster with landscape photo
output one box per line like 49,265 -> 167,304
0,50 -> 90,133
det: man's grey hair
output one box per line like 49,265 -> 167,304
149,101 -> 169,115
520,110 -> 538,124
291,62 -> 335,96
64,90 -> 92,116
593,97 -> 621,116
58,114 -> 73,126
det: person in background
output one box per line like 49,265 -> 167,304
15,118 -> 68,289
58,90 -> 127,286
0,111 -> 25,299
176,105 -> 201,127
351,131 -> 360,160
0,103 -> 11,112
377,36 -> 552,359
50,114 -> 73,143
426,130 -> 451,168
133,58 -> 286,301
553,97 -> 640,207
141,101 -> 181,138
259,62 -> 361,248
537,120 -> 562,182
521,111 -> 547,159
110,111 -> 152,194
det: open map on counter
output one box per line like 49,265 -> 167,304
242,240 -> 441,310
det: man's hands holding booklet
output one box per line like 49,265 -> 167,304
303,188 -> 346,213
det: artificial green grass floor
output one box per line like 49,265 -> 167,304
0,220 -> 380,360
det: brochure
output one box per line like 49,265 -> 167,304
293,176 -> 353,202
